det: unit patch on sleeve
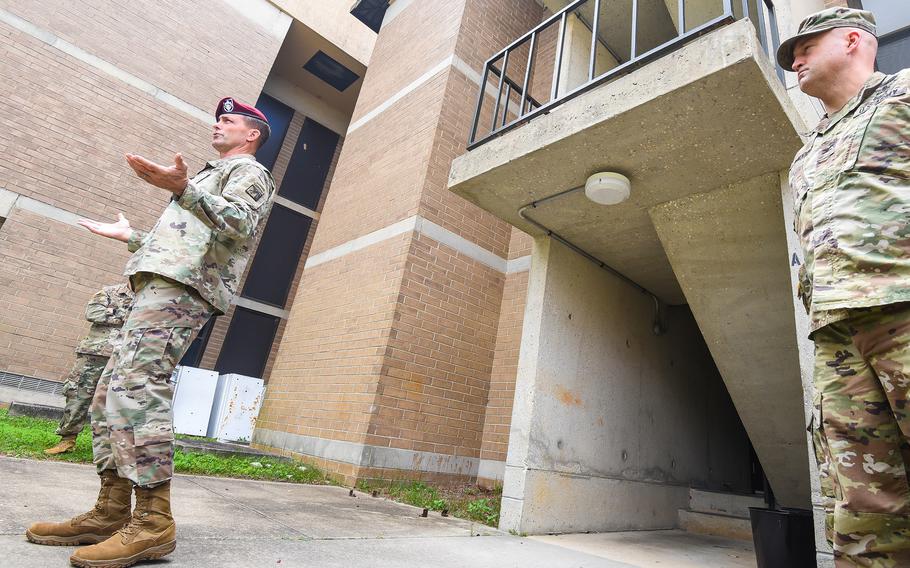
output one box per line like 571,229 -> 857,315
245,184 -> 264,202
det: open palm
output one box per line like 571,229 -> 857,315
77,213 -> 133,243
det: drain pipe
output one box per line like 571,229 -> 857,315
518,186 -> 666,335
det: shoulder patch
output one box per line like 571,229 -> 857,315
245,184 -> 265,202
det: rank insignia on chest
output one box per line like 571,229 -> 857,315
245,184 -> 264,202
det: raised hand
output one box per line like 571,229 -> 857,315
126,153 -> 189,194
77,213 -> 133,243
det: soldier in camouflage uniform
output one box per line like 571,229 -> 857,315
27,97 -> 275,568
45,283 -> 134,455
779,8 -> 910,567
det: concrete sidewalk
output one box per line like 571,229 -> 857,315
1,456 -> 631,567
1,456 -> 756,567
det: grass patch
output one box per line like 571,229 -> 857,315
357,480 -> 502,527
0,407 -> 331,484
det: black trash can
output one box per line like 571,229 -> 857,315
748,507 -> 816,568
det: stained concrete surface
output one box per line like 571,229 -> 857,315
0,456 -> 761,567
1,456 -> 637,567
532,530 -> 756,567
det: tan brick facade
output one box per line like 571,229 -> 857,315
255,0 -> 545,485
0,1 -> 285,381
2,0 -> 539,490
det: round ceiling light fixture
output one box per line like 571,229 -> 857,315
584,172 -> 631,205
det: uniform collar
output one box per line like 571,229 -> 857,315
815,72 -> 886,134
204,153 -> 256,168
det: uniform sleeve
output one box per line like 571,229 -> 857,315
854,98 -> 910,179
176,163 -> 273,242
84,289 -> 112,323
127,229 -> 150,253
107,286 -> 134,326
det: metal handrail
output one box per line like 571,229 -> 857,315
468,0 -> 780,148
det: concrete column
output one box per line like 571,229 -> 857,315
501,237 -> 751,534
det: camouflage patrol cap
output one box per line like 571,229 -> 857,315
776,7 -> 877,70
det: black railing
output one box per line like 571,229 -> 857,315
468,0 -> 781,148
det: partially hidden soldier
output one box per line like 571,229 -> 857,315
778,8 -> 910,568
26,97 -> 275,568
45,283 -> 134,455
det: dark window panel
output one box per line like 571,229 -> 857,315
241,204 -> 312,307
351,0 -> 389,33
303,51 -> 360,92
214,307 -> 280,379
254,93 -> 295,171
278,118 -> 340,210
179,316 -> 217,367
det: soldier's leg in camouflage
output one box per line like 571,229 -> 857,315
846,306 -> 910,566
71,281 -> 210,568
47,354 -> 108,455
814,320 -> 910,568
26,357 -> 132,546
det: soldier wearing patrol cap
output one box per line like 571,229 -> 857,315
25,97 -> 276,568
780,7 -> 910,567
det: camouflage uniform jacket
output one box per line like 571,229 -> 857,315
790,69 -> 910,335
124,154 -> 276,315
75,283 -> 134,357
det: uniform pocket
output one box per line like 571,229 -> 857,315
133,327 -> 195,446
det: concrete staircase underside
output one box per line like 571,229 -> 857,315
679,489 -> 765,541
650,173 -> 810,508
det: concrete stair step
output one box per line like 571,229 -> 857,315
688,488 -> 765,518
678,509 -> 754,541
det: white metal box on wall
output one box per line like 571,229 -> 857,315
171,366 -> 219,436
206,373 -> 265,443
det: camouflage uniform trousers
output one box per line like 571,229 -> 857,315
90,275 -> 212,487
812,303 -> 910,567
56,354 -> 109,438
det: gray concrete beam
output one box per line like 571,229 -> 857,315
649,172 -> 810,508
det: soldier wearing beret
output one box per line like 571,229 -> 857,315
26,97 -> 276,568
780,7 -> 910,567
44,283 -> 134,456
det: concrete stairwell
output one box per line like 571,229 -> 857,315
678,488 -> 765,541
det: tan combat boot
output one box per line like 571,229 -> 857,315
70,481 -> 176,568
44,435 -> 78,455
26,470 -> 132,546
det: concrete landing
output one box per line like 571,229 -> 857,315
531,530 -> 757,567
0,456 -> 637,568
0,386 -> 63,409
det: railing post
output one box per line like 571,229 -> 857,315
589,0 -> 601,81
520,32 -> 537,123
501,83 -> 512,127
491,50 -> 510,131
741,0 -> 750,21
631,0 -> 638,59
469,61 -> 491,145
678,0 -> 686,36
551,12 -> 568,101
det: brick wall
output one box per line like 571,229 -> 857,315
349,0 -> 466,125
479,269 -> 529,477
257,0 -> 543,486
258,233 -> 411,444
0,2 -> 284,380
3,0 -> 273,112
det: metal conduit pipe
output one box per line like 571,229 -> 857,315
518,187 -> 666,335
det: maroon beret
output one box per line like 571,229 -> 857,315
215,97 -> 268,123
